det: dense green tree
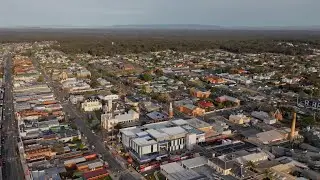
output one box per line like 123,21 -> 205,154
300,116 -> 316,127
37,75 -> 45,82
140,73 -> 153,81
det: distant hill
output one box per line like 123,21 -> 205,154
230,26 -> 320,31
111,24 -> 224,30
1,24 -> 320,31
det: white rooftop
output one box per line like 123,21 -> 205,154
160,126 -> 187,136
133,136 -> 157,146
136,131 -> 148,137
120,127 -> 140,137
146,129 -> 168,139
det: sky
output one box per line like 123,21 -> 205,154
0,0 -> 319,28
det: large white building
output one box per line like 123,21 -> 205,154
81,99 -> 102,112
101,110 -> 139,131
61,78 -> 91,93
119,119 -> 205,163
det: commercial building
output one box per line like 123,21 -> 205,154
160,162 -> 208,180
101,110 -> 140,131
61,78 -> 92,93
69,95 -> 85,104
14,84 -> 52,94
185,118 -> 212,134
119,119 -> 206,163
208,147 -> 267,178
82,168 -> 109,180
254,130 -> 285,144
81,99 -> 102,112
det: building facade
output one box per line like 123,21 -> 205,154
81,100 -> 102,112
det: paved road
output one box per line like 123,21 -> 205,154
32,58 -> 143,180
2,54 -> 24,180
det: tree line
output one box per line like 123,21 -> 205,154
54,38 -> 317,56
1,30 -> 320,55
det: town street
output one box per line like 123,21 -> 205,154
2,54 -> 24,180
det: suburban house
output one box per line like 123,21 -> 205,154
198,101 -> 214,109
190,87 -> 211,99
216,95 -> 240,106
174,100 -> 205,117
205,76 -> 226,84
229,114 -> 251,124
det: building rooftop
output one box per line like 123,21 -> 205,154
161,162 -> 185,174
183,104 -> 198,110
186,118 -> 212,129
160,162 -> 206,180
181,156 -> 208,169
83,168 -> 108,180
160,126 -> 187,136
88,161 -> 104,170
181,125 -> 204,135
132,136 -> 157,146
236,151 -> 268,164
171,119 -> 189,126
146,111 -> 168,121
205,140 -> 257,156
32,167 -> 65,180
146,129 -> 168,139
256,130 -> 284,144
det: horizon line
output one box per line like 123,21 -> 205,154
0,24 -> 320,30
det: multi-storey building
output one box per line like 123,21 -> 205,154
119,119 -> 206,163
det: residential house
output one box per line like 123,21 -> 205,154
229,114 -> 251,125
176,103 -> 205,117
216,95 -> 240,106
205,76 -> 226,84
190,88 -> 211,99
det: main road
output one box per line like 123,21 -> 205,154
32,58 -> 143,180
2,54 -> 24,180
